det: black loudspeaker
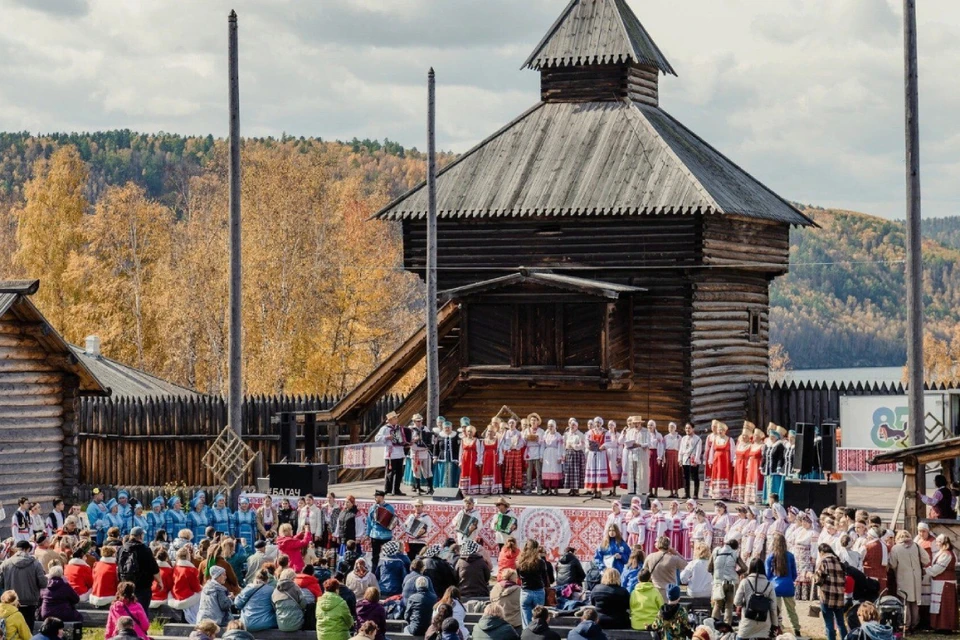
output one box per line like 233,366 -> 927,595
433,487 -> 463,502
620,494 -> 650,510
303,414 -> 318,462
793,423 -> 815,474
783,479 -> 846,512
270,462 -> 329,497
819,423 -> 837,474
279,415 -> 297,461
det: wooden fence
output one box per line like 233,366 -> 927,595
77,394 -> 403,491
746,380 -> 960,432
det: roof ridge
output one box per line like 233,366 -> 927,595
68,343 -> 200,396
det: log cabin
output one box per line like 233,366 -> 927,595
0,280 -> 196,515
321,0 -> 814,436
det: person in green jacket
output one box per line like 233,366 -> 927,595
629,571 -> 664,630
316,578 -> 355,640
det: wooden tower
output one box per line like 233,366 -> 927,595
323,0 -> 814,432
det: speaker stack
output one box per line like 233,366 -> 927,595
785,421 -> 845,509
269,462 -> 329,497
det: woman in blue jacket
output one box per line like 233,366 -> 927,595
765,532 -> 800,636
186,496 -> 210,540
146,497 -> 165,542
374,541 -> 410,598
235,568 -> 278,631
594,524 -> 631,574
210,494 -> 233,536
233,497 -> 257,550
101,499 -> 125,535
165,496 -> 188,538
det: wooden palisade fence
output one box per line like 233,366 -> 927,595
77,394 -> 403,494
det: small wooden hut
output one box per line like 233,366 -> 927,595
322,0 -> 814,434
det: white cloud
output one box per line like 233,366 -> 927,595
0,0 -> 956,218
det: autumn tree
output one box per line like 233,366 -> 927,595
13,146 -> 88,333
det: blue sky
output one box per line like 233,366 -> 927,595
0,0 -> 957,219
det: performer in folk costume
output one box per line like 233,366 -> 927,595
211,494 -> 232,535
744,429 -> 765,505
620,416 -> 641,494
115,491 -> 134,532
643,499 -> 671,556
541,419 -> 564,495
710,502 -> 734,551
861,528 -> 888,593
661,422 -> 684,498
927,534 -> 958,632
146,497 -> 166,543
131,504 -> 149,535
792,512 -> 817,601
563,418 -> 587,496
708,423 -> 733,500
605,501 -> 627,535
691,509 -> 713,551
452,496 -> 481,545
704,421 -> 718,490
636,417 -> 653,494
731,422 -> 754,503
405,415 -> 435,495
584,418 -> 611,497
921,474 -> 958,519
186,495 -> 209,539
403,499 -> 435,560
479,420 -> 504,495
490,497 -> 519,550
751,509 -> 774,561
605,420 -> 622,496
739,506 -> 758,563
433,419 -> 461,489
164,496 -> 187,539
625,498 -> 646,549
761,428 -> 786,503
522,414 -> 545,495
500,419 -> 525,494
365,490 -> 396,569
783,430 -> 797,479
916,522 -> 939,618
679,423 -> 703,500
102,499 -> 125,535
646,420 -> 664,496
375,411 -> 408,497
316,493 -> 341,563
85,491 -> 107,545
233,498 -> 256,550
459,424 -> 482,495
669,500 -> 688,559
727,504 -> 748,543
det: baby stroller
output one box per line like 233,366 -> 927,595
875,590 -> 905,638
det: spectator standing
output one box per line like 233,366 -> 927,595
39,565 -> 82,623
105,582 -> 151,640
765,532 -> 800,636
641,536 -> 687,601
708,538 -> 744,624
276,523 -> 312,573
0,540 -> 48,629
594,525 -> 631,574
117,526 -> 161,614
588,568 -> 630,629
814,544 -> 848,640
733,558 -> 778,640
515,540 -> 549,628
888,529 -> 930,632
316,578 -> 354,640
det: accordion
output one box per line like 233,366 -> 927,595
494,513 -> 517,534
405,517 -> 428,539
375,506 -> 397,530
457,513 -> 479,536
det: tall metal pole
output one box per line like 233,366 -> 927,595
426,69 -> 440,426
228,10 -> 243,502
903,0 -> 924,529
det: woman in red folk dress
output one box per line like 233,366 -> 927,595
743,430 -> 764,505
459,425 -> 482,496
584,419 -> 611,498
708,423 -> 733,500
927,534 -> 958,632
500,419 -> 525,494
861,528 -> 888,593
480,421 -> 503,495
731,422 -> 755,503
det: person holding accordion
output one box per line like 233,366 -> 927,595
366,490 -> 397,569
403,499 -> 435,560
489,497 -> 518,551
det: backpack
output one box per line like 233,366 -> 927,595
0,616 -> 7,640
743,576 -> 770,622
584,566 -> 602,592
117,545 -> 140,581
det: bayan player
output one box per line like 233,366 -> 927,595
366,490 -> 397,567
489,497 -> 518,551
452,496 -> 481,546
403,498 -> 435,560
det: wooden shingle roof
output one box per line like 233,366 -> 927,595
376,101 -> 813,227
523,0 -> 676,74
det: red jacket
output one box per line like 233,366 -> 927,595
89,557 -> 118,607
168,560 -> 202,610
64,558 -> 93,599
295,572 -> 322,598
276,530 -> 312,572
151,562 -> 174,607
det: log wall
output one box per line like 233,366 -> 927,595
539,63 -> 659,106
0,320 -> 70,506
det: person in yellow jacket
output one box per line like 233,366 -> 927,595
629,572 -> 664,630
0,590 -> 33,640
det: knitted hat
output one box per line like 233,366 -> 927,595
666,583 -> 681,603
209,565 -> 226,580
382,541 -> 401,557
423,544 -> 443,558
460,540 -> 480,557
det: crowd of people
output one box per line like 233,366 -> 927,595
0,476 -> 957,640
375,413 -> 807,503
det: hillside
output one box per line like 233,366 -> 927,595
772,208 -> 960,369
0,131 -> 957,382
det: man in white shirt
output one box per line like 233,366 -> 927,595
452,497 -> 480,545
522,414 -> 545,495
374,411 -> 408,496
679,423 -> 703,499
298,493 -> 321,535
11,497 -> 30,544
489,497 -> 519,550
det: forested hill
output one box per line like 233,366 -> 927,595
772,207 -> 960,369
0,131 -> 957,379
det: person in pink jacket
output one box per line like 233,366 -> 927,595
276,523 -> 312,572
105,582 -> 151,640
